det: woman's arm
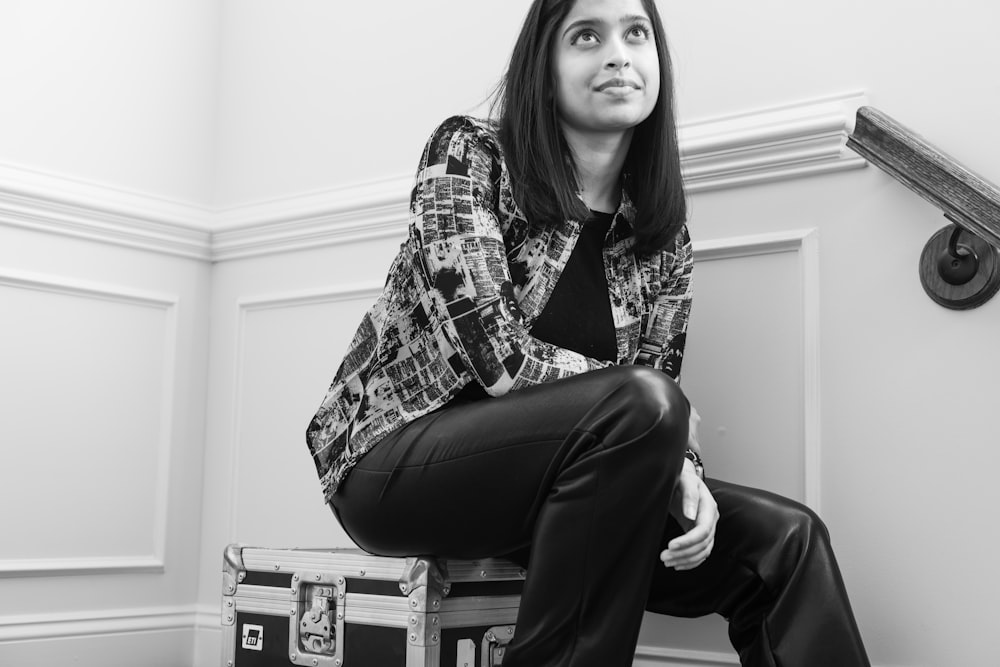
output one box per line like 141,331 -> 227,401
645,224 -> 694,380
412,116 -> 613,397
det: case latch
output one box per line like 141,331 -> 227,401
289,572 -> 346,667
481,625 -> 515,666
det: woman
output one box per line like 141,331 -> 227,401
307,0 -> 870,665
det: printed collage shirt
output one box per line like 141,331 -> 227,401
306,116 -> 694,501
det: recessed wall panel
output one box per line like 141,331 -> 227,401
0,276 -> 172,565
683,246 -> 807,503
232,291 -> 378,548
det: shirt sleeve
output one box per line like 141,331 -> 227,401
638,224 -> 694,380
412,116 -> 613,397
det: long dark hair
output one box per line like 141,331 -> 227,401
490,0 -> 686,256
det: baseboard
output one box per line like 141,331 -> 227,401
0,605 -> 198,643
0,92 -> 868,263
191,609 -> 736,667
633,644 -> 740,666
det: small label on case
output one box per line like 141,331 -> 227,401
242,623 -> 264,651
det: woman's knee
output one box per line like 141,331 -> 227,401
600,365 -> 689,454
741,489 -> 832,563
617,365 -> 688,423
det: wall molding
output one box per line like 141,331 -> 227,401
679,92 -> 868,193
693,229 -> 822,511
0,268 -> 179,578
0,93 -> 867,263
0,161 -> 212,261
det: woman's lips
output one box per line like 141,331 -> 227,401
596,77 -> 640,92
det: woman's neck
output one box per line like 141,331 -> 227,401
561,124 -> 633,213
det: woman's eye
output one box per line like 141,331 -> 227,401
571,30 -> 599,46
627,25 -> 651,41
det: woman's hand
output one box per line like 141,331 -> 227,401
661,459 -> 719,571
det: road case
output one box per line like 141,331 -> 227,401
221,545 -> 524,667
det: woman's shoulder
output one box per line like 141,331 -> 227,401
430,114 -> 500,138
424,115 -> 503,158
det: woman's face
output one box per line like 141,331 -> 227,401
551,0 -> 660,137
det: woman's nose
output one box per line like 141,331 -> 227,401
604,40 -> 631,70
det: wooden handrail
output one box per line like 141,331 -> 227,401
847,107 -> 1000,309
847,106 -> 1000,249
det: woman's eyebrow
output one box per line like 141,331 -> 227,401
561,14 -> 651,39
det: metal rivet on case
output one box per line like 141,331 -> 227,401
238,573 -> 246,581
519,569 -> 526,578
227,584 -> 234,592
431,633 -> 438,642
480,570 -> 487,578
312,660 -> 318,666
227,661 -> 233,667
290,609 -> 296,616
337,611 -> 343,620
315,574 -> 321,581
410,616 -> 417,625
293,574 -> 299,581
507,627 -> 514,634
226,615 -> 232,622
274,564 -> 280,571
432,616 -> 439,625
290,654 -> 297,661
410,599 -> 418,608
359,569 -> 366,576
335,660 -> 342,666
409,633 -> 417,642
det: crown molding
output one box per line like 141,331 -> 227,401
0,92 -> 867,262
679,91 -> 868,192
0,161 -> 213,260
210,177 -> 412,261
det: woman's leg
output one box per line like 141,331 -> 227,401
331,365 -> 689,667
646,479 -> 871,667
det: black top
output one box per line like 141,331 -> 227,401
529,210 -> 617,362
453,211 -> 617,402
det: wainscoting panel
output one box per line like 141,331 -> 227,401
685,229 -> 821,508
0,269 -> 178,576
632,229 -> 820,659
226,283 -> 383,548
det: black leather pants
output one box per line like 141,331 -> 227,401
331,366 -> 870,667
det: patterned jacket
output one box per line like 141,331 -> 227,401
307,116 -> 693,501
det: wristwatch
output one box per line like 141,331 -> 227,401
684,448 -> 705,481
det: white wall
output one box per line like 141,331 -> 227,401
0,1 -> 218,665
202,3 -> 1000,667
0,0 -> 221,205
2,2 -> 999,666
211,0 -> 532,207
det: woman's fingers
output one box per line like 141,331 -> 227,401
672,537 -> 714,570
661,479 -> 719,570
